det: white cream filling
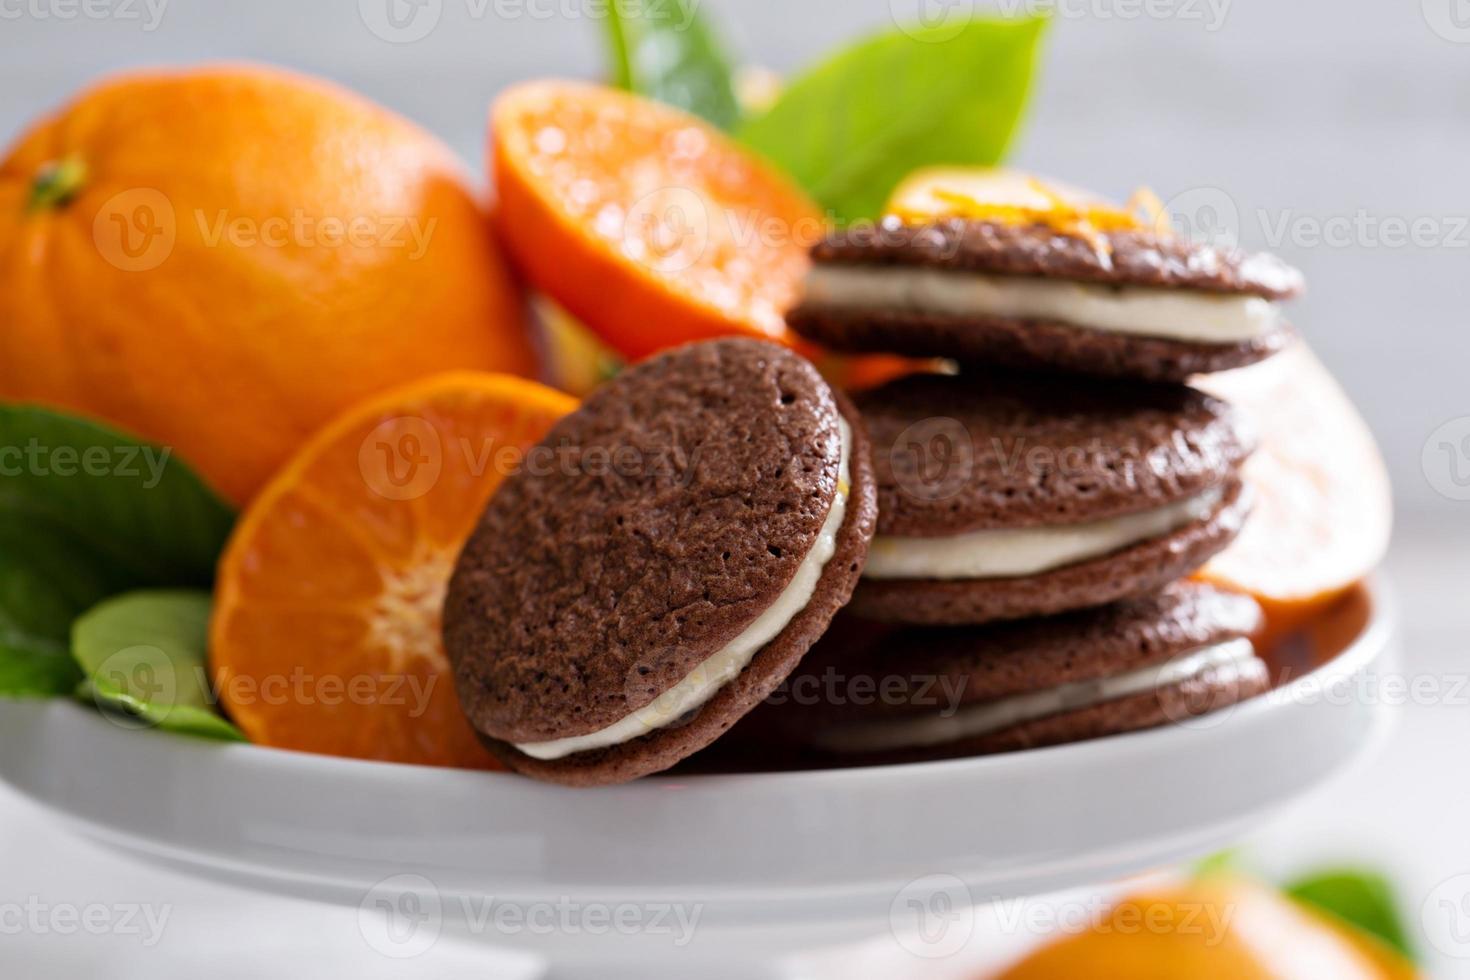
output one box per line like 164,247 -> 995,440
812,638 -> 1259,754
514,420 -> 853,761
864,486 -> 1222,581
804,265 -> 1280,343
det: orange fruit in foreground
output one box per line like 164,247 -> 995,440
0,64 -> 537,505
210,372 -> 576,768
1194,341 -> 1391,638
995,877 -> 1416,980
492,80 -> 824,361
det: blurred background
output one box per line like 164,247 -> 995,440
2,1 -> 1468,976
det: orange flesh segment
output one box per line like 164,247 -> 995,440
491,80 -> 825,360
1195,342 -> 1391,625
210,372 -> 577,768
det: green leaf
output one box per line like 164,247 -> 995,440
0,404 -> 234,586
72,590 -> 242,741
0,404 -> 234,699
738,16 -> 1047,223
1286,869 -> 1416,961
605,0 -> 740,130
0,510 -> 132,697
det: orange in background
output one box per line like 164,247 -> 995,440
491,80 -> 823,362
995,876 -> 1416,980
0,64 -> 537,505
1195,342 -> 1392,642
210,372 -> 575,769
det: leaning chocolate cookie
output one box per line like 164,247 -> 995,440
787,214 -> 1303,381
443,338 -> 877,786
849,370 -> 1252,625
756,583 -> 1268,767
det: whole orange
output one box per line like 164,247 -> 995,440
0,64 -> 537,504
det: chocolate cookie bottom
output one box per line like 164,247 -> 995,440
788,306 -> 1291,382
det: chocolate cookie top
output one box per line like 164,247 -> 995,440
445,339 -> 851,745
785,582 -> 1263,724
856,370 -> 1252,536
812,218 -> 1304,299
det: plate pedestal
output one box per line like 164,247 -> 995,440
0,586 -> 1395,978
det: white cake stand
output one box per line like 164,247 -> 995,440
0,584 -> 1395,979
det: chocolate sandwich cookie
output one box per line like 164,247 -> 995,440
443,338 -> 877,786
787,216 -> 1303,382
758,583 -> 1269,767
850,370 -> 1252,625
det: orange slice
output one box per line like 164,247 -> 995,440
1194,342 -> 1391,638
210,372 -> 577,768
491,80 -> 824,361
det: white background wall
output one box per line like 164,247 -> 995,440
3,0 -> 1468,524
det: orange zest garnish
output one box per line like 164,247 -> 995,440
886,167 -> 1171,263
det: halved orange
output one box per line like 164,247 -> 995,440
1195,342 -> 1392,640
210,372 -> 577,768
491,80 -> 825,361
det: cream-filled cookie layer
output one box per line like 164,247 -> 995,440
515,420 -> 853,761
812,638 -> 1259,754
864,486 -> 1222,581
804,265 -> 1280,343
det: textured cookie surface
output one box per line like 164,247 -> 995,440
443,338 -> 877,784
856,371 -> 1252,537
808,218 -> 1304,298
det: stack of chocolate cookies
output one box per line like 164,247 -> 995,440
441,175 -> 1304,785
769,183 -> 1303,767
